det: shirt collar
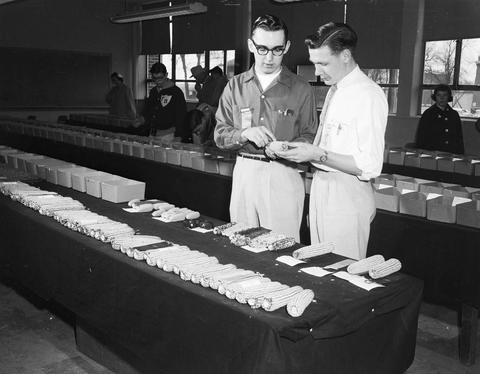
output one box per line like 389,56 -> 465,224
244,65 -> 293,88
336,64 -> 362,90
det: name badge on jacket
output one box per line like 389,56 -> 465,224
160,95 -> 172,107
240,107 -> 253,129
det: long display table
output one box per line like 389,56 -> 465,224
0,179 -> 422,374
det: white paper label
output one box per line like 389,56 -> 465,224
334,271 -> 385,291
241,245 -> 269,253
400,189 -> 416,195
324,259 -> 356,270
471,160 -> 480,164
300,267 -> 332,277
276,255 -> 306,266
377,184 -> 392,190
190,227 -> 213,233
426,193 -> 443,200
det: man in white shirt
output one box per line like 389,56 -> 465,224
277,22 -> 388,259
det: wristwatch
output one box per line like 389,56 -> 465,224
318,150 -> 328,163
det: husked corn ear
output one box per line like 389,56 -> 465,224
292,242 -> 334,260
286,289 -> 315,317
347,255 -> 385,275
262,286 -> 304,311
369,258 -> 402,279
267,237 -> 296,251
213,222 -> 235,235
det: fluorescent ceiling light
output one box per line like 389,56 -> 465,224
110,2 -> 207,23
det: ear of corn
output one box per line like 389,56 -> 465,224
292,242 -> 334,260
347,255 -> 385,275
369,258 -> 402,279
286,289 -> 315,317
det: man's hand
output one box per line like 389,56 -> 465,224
276,142 -> 323,163
240,126 -> 276,148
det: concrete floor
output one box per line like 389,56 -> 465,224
0,280 -> 479,374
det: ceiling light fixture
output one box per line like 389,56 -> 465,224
110,1 -> 207,24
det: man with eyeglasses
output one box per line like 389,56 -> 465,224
214,14 -> 317,241
142,62 -> 187,140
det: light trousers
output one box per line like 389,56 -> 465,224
309,171 -> 376,260
230,157 -> 305,242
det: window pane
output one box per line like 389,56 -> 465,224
382,87 -> 398,114
175,53 -> 205,81
176,81 -> 198,102
362,69 -> 399,84
421,89 -> 480,118
459,38 -> 480,85
160,54 -> 172,75
226,50 -> 236,79
209,50 -> 224,72
423,40 -> 456,85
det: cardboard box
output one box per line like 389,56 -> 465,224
46,162 -> 76,184
387,148 -> 406,165
131,142 -> 148,159
456,200 -> 480,228
454,159 -> 475,175
35,159 -> 71,179
419,181 -> 458,195
101,179 -> 145,203
180,151 -> 202,168
6,152 -> 35,169
72,170 -> 103,192
16,154 -> 46,172
57,166 -> 91,188
404,153 -> 421,168
144,145 -> 158,161
419,155 -> 445,170
395,177 -> 431,192
374,174 -> 395,186
166,148 -> 181,165
437,156 -> 462,172
74,134 -> 86,147
0,148 -> 20,163
399,191 -> 427,217
154,147 -> 168,163
443,186 -> 480,199
426,196 -> 471,223
219,158 -> 235,177
121,141 -> 133,156
373,185 -> 401,212
85,173 -> 120,198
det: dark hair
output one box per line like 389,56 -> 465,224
251,14 -> 288,42
110,72 -> 124,82
305,22 -> 357,57
431,84 -> 453,102
149,62 -> 167,75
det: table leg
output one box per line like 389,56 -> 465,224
459,303 -> 478,365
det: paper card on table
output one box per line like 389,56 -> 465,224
300,266 -> 332,277
134,241 -> 171,252
426,193 -> 442,200
190,227 -> 213,233
406,152 -> 416,155
452,196 -> 472,206
241,245 -> 269,253
276,255 -> 305,266
452,158 -> 463,161
152,216 -> 171,223
324,258 -> 356,270
400,189 -> 416,195
334,271 -> 385,291
471,160 -> 480,164
123,207 -> 143,213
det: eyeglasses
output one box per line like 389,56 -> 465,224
250,39 -> 286,56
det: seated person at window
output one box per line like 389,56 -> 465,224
105,72 -> 137,120
142,62 -> 187,140
191,65 -> 228,108
416,84 -> 464,154
185,103 -> 216,145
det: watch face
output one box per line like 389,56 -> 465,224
320,154 -> 328,163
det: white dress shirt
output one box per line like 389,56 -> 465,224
312,66 -> 388,180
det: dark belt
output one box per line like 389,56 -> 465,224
238,153 -> 270,162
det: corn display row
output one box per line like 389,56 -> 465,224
128,198 -> 201,221
0,181 -> 315,317
347,255 -> 402,279
292,242 -> 335,260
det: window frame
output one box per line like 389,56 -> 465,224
421,38 -> 480,118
